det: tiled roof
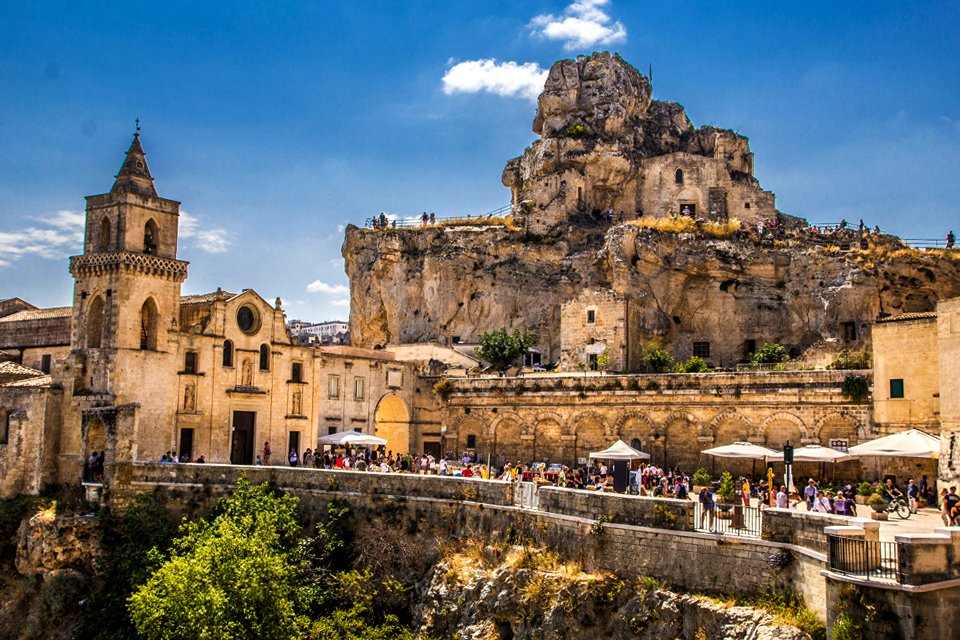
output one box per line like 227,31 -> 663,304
0,361 -> 44,377
0,307 -> 71,322
876,311 -> 937,324
4,374 -> 53,387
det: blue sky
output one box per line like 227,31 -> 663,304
1,1 -> 958,321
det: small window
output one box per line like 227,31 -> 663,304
466,434 -> 477,449
693,341 -> 711,358
291,362 -> 303,383
184,351 -> 198,374
40,354 -> 51,374
744,202 -> 751,209
890,379 -> 904,399
586,309 -> 596,324
328,375 -> 340,399
143,219 -> 158,255
259,344 -> 270,371
222,340 -> 233,367
675,169 -> 684,185
328,426 -> 338,436
841,321 -> 858,341
589,353 -> 599,370
451,336 -> 461,344
355,377 -> 365,400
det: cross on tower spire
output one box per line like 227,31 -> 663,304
111,130 -> 157,197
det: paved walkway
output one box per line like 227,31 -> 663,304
874,508 -> 948,541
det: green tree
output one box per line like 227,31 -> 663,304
128,477 -> 340,640
476,328 -> 533,371
749,342 -> 789,366
677,355 -> 710,373
642,342 -> 674,373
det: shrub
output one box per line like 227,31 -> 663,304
856,481 -> 875,497
830,351 -> 871,370
432,378 -> 454,400
562,123 -> 590,138
692,468 -> 712,487
642,343 -> 674,373
866,493 -> 887,509
716,471 -> 736,501
677,355 -> 710,373
476,328 -> 534,371
841,374 -> 870,404
749,342 -> 789,365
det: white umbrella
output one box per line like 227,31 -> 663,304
768,445 -> 852,462
589,439 -> 650,460
317,431 -> 388,447
701,442 -> 778,459
848,429 -> 940,459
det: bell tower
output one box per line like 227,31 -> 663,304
68,132 -> 189,393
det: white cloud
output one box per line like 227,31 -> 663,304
530,0 -> 627,51
0,209 -> 85,267
442,59 -> 549,101
179,211 -> 230,254
337,224 -> 345,234
306,280 -> 349,295
330,299 -> 350,308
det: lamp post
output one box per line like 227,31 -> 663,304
783,442 -> 794,495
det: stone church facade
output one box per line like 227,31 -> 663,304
0,135 -> 427,495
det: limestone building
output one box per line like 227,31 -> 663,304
0,135 -> 425,495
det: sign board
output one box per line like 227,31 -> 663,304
386,370 -> 403,388
578,457 -> 587,465
830,439 -> 849,453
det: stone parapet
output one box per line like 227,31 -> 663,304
537,485 -> 692,530
761,508 -> 876,552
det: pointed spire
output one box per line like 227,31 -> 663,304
111,131 -> 157,197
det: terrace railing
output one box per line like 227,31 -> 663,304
827,534 -> 901,582
694,502 -> 762,537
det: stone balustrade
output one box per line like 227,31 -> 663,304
761,507 -> 878,552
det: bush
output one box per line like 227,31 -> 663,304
830,351 -> 871,370
856,481 -> 875,497
677,355 -> 710,373
866,493 -> 887,509
692,468 -> 712,487
562,123 -> 590,138
432,378 -> 454,400
716,471 -> 736,501
642,343 -> 674,373
841,374 -> 870,404
476,328 -> 534,371
749,342 -> 789,365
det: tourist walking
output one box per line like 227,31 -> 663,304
804,479 -> 817,510
698,487 -> 716,531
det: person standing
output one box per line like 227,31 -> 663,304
262,441 -> 272,465
906,479 -> 920,514
947,230 -> 956,249
776,485 -> 789,509
804,479 -> 818,510
288,448 -> 298,467
698,488 -> 716,531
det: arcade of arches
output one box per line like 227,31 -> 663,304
443,407 -> 869,473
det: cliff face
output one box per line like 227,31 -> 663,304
344,222 -> 960,367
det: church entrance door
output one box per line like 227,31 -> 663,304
231,411 -> 255,465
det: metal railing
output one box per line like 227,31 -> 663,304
365,204 -> 514,229
694,502 -> 762,537
828,534 -> 901,582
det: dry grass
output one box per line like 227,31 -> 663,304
437,215 -> 520,232
626,215 -> 742,238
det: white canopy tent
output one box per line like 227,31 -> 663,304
588,439 -> 650,460
767,445 -> 852,462
848,429 -> 940,459
316,431 -> 388,447
701,442 -> 778,459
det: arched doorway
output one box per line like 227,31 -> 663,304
374,395 -> 410,456
83,417 -> 107,483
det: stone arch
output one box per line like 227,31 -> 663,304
450,414 -> 486,460
572,412 -> 608,464
616,412 -> 656,453
87,295 -> 105,349
83,417 -> 106,482
710,412 -> 753,446
139,297 -> 159,350
761,412 -> 808,451
491,412 -> 526,463
533,417 -> 564,465
661,412 -> 700,471
374,394 -> 410,456
815,413 -> 863,448
143,218 -> 158,254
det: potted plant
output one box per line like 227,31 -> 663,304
866,493 -> 888,520
715,471 -> 736,519
855,481 -> 875,505
692,468 -> 712,494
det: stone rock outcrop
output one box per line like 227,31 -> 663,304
344,222 -> 960,368
502,52 -> 776,233
15,511 -> 100,577
414,554 -> 813,640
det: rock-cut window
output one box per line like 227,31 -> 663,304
675,169 -> 684,185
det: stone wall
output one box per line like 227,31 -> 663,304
0,384 -> 62,496
559,288 -> 629,372
872,314 -> 940,433
538,486 -> 692,530
0,311 -> 71,350
760,507 -> 874,553
440,369 -> 871,472
105,462 -> 828,621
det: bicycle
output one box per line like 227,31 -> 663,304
884,496 -> 911,519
